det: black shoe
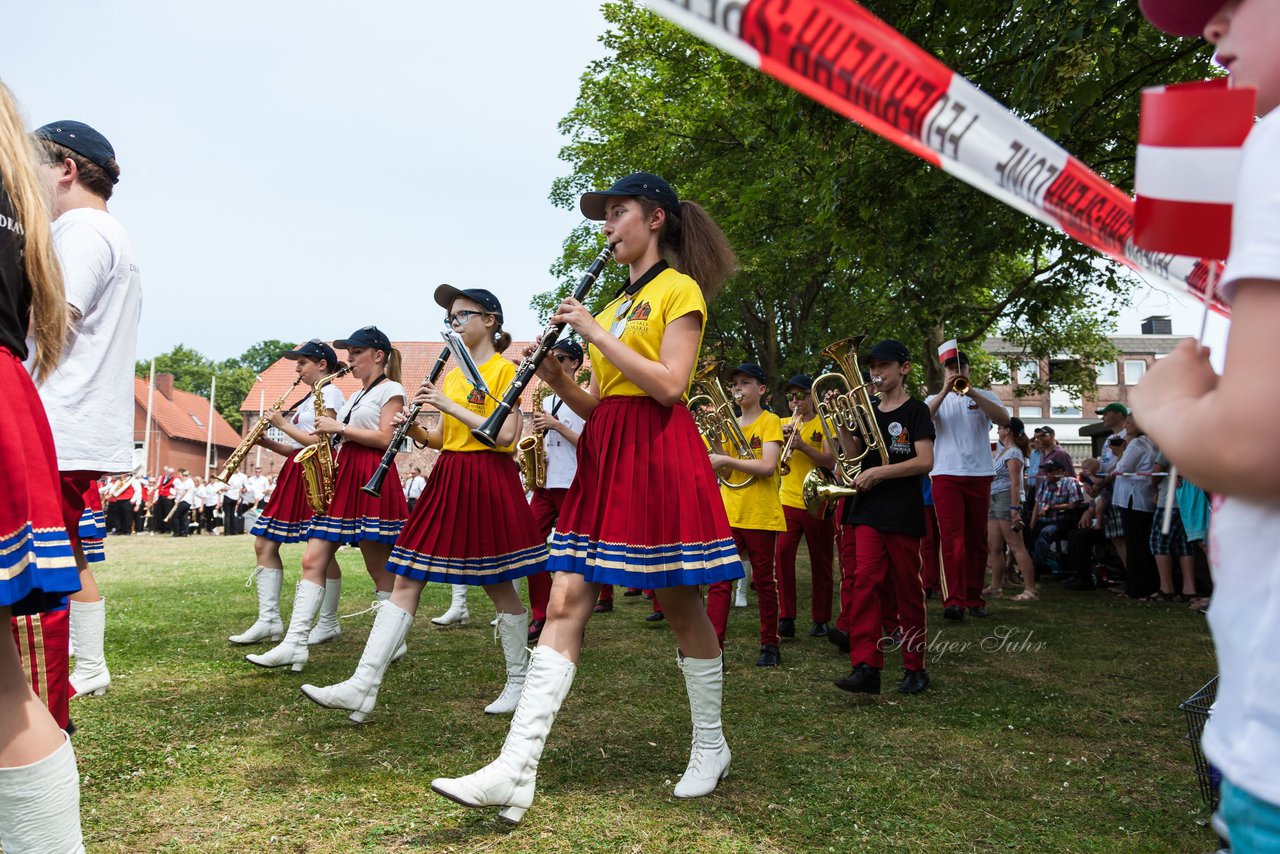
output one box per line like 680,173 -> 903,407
756,644 -> 782,667
593,599 -> 613,613
834,663 -> 881,694
778,617 -> 796,638
644,610 -> 665,622
826,627 -> 851,654
527,619 -> 545,641
623,588 -> 642,597
968,607 -> 989,618
943,605 -> 964,621
898,669 -> 930,694
809,622 -> 829,638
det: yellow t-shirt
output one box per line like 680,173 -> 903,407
720,410 -> 787,531
440,353 -> 517,454
589,267 -> 707,399
778,414 -> 828,510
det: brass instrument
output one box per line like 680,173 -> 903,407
948,375 -> 971,395
518,384 -> 555,492
801,335 -> 890,517
778,416 -> 802,476
296,366 -> 354,513
216,377 -> 304,483
688,360 -> 756,490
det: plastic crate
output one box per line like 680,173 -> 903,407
1179,676 -> 1221,810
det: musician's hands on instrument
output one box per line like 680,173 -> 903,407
313,415 -> 344,436
551,297 -> 605,345
707,452 -> 732,471
852,467 -> 885,492
1130,338 -> 1217,431
412,381 -> 453,415
265,409 -> 289,428
531,411 -> 557,432
391,407 -> 418,428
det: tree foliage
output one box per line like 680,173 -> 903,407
539,1 -> 1217,403
136,339 -> 295,431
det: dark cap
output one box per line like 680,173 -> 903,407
334,325 -> 392,353
866,339 -> 910,364
1108,435 -> 1126,446
1007,416 -> 1025,436
729,363 -> 767,385
283,339 -> 339,368
785,374 -> 813,391
33,121 -> 118,181
1041,459 -> 1066,472
1038,425 -> 1056,435
551,339 -> 584,363
1139,0 -> 1225,36
1096,402 -> 1131,416
434,285 -> 504,321
580,172 -> 680,220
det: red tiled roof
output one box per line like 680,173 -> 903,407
238,341 -> 543,414
135,377 -> 241,447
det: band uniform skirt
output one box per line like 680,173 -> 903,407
0,347 -> 79,616
387,450 -> 547,585
307,441 -> 407,544
251,453 -> 315,543
78,480 -> 106,564
549,396 -> 742,590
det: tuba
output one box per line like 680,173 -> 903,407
801,335 -> 890,517
688,360 -> 755,490
518,383 -> 555,492
295,366 -> 353,514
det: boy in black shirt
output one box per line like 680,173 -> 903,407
835,340 -> 936,695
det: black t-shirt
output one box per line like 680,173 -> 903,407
0,176 -> 31,361
841,396 -> 936,537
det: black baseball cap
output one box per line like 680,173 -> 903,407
1040,459 -> 1065,471
729,363 -> 767,385
334,326 -> 392,353
434,285 -> 504,321
1038,425 -> 1056,435
33,121 -> 118,181
1007,416 -> 1025,436
785,374 -> 813,391
551,339 -> 584,362
943,351 -> 970,366
580,172 -> 681,220
866,339 -> 910,364
283,339 -> 339,367
1108,435 -> 1126,446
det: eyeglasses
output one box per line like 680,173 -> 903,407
609,297 -> 633,338
446,310 -> 485,327
785,392 -> 810,402
554,354 -> 573,363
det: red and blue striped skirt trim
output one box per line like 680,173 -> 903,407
307,442 -> 408,544
250,454 -> 315,543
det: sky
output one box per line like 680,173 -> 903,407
4,0 -> 1229,369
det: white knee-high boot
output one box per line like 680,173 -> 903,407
246,580 -> 324,671
431,645 -> 576,824
0,733 -> 85,853
229,567 -> 284,644
300,602 -> 414,723
68,598 -> 109,697
374,591 -> 408,662
484,611 -> 530,715
672,650 -> 731,798
431,584 -> 470,626
308,577 -> 343,645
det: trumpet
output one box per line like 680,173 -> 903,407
777,417 -> 801,476
216,377 -> 304,483
948,375 -> 971,395
688,360 -> 755,490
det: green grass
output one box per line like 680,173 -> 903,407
72,535 -> 1217,852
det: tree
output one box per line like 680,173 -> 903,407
538,1 -> 1217,405
136,339 -> 298,431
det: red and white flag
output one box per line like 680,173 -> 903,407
938,339 -> 959,363
1135,79 -> 1255,261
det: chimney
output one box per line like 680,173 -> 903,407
1141,315 -> 1172,335
155,372 -> 175,400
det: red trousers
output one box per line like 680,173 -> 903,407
11,608 -> 71,730
921,502 -> 941,594
849,526 -> 927,671
932,475 -> 992,609
837,521 -> 899,637
525,487 -> 567,623
776,505 -> 835,622
707,527 -> 779,647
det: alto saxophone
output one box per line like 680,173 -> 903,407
295,366 -> 353,514
216,377 -> 304,483
518,383 -> 554,492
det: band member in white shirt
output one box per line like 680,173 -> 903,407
404,467 -> 426,513
224,470 -> 248,535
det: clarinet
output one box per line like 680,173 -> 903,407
361,348 -> 452,497
472,243 -> 615,448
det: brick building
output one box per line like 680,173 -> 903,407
135,373 -> 241,476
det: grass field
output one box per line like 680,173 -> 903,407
69,535 -> 1218,852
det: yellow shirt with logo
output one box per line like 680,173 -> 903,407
441,353 -> 517,454
720,410 -> 787,531
778,414 -> 827,510
589,267 -> 706,399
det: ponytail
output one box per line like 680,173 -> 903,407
384,347 -> 402,384
494,328 -> 512,353
641,197 -> 736,299
1014,432 -> 1031,458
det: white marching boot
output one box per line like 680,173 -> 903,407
431,645 -> 576,824
733,577 -> 749,608
484,611 -> 530,715
246,580 -> 323,672
0,733 -> 85,853
431,584 -> 470,627
229,567 -> 284,644
375,591 -> 409,662
68,598 -> 110,697
300,602 -> 414,723
307,577 -> 343,645
672,650 -> 731,798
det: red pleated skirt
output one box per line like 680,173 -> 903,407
549,396 -> 742,589
387,450 -> 546,585
0,348 -> 79,615
65,474 -> 106,564
307,441 -> 407,544
250,453 -> 315,543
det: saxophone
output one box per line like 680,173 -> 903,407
295,366 -> 353,514
518,383 -> 555,492
216,377 -> 304,483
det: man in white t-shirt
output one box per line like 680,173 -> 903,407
224,470 -> 248,535
27,120 -> 141,702
404,467 -> 426,512
171,470 -> 196,537
926,350 -> 1011,621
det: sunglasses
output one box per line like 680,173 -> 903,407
446,310 -> 487,327
554,354 -> 574,363
785,391 -> 810,401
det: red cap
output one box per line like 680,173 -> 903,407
1138,0 -> 1226,36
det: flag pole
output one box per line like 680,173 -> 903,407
142,358 -> 156,476
205,374 -> 217,479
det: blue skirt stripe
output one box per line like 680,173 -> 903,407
387,542 -> 547,586
250,514 -> 312,544
77,509 -> 107,540
82,539 -> 105,564
0,524 -> 80,612
307,514 -> 403,545
547,531 -> 743,590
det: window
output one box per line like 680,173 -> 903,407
189,414 -> 204,428
1018,405 -> 1043,418
1049,389 -> 1081,417
1096,362 -> 1117,384
1016,361 -> 1040,385
1124,360 -> 1146,384
266,427 -> 287,444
